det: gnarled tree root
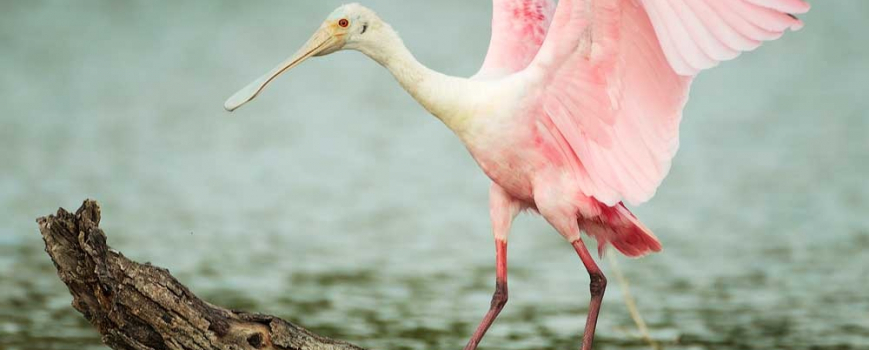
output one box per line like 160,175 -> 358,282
37,199 -> 366,350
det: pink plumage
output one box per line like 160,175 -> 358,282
470,0 -> 808,259
476,0 -> 556,78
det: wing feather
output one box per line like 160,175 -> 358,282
476,0 -> 556,79
525,0 -> 808,205
641,0 -> 810,75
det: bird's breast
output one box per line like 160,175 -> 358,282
461,95 -> 585,203
462,112 -> 549,202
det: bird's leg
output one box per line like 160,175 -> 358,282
463,239 -> 508,350
463,185 -> 519,350
572,238 -> 607,350
532,185 -> 607,349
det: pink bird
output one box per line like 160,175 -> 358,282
225,0 -> 810,349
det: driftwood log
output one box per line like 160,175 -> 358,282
37,199 -> 366,350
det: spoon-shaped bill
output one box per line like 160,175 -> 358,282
224,28 -> 340,112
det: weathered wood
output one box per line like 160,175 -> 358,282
37,199 -> 366,350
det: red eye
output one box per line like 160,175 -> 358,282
338,19 -> 350,28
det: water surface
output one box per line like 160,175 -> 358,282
1,2 -> 867,349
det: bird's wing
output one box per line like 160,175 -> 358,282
638,0 -> 810,75
526,0 -> 809,206
474,0 -> 557,79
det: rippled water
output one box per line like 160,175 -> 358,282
1,2 -> 868,350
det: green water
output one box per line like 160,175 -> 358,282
1,1 -> 868,349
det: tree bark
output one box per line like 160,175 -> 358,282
37,199 -> 367,350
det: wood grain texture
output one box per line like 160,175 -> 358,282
37,199 -> 366,350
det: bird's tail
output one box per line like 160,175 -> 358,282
580,203 -> 662,258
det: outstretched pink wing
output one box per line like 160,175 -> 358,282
475,0 -> 556,79
528,0 -> 809,206
639,0 -> 810,75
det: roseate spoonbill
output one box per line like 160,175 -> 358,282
225,0 -> 810,349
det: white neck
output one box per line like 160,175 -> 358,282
353,24 -> 477,132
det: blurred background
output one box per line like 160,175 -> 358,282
1,1 -> 867,350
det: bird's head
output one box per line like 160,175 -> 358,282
225,3 -> 385,112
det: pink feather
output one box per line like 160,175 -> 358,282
476,0 -> 556,78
